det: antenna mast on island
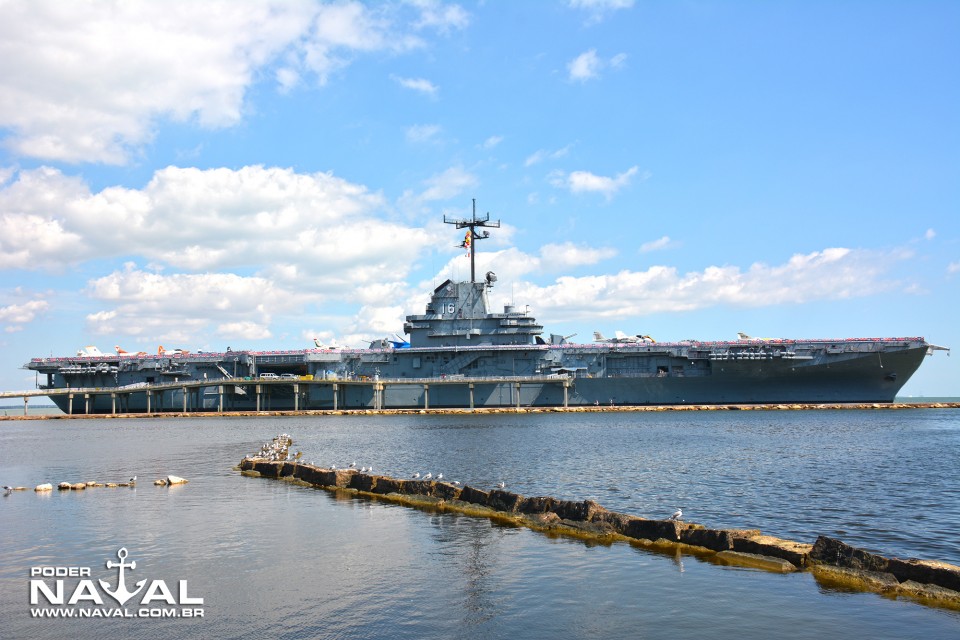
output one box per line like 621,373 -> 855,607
444,199 -> 501,283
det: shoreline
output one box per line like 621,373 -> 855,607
1,401 -> 959,420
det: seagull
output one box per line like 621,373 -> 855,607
349,461 -> 357,468
496,481 -> 506,489
412,472 -> 420,479
436,473 -> 443,481
3,485 -> 12,497
452,481 -> 461,486
129,476 -> 137,484
669,508 -> 682,521
423,472 -> 433,480
331,465 -> 337,470
360,467 -> 367,473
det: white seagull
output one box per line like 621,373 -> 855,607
423,472 -> 433,480
496,481 -> 506,489
129,476 -> 137,484
349,461 -> 357,468
669,508 -> 682,521
412,472 -> 421,479
436,473 -> 443,481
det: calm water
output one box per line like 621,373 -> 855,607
1,410 -> 958,639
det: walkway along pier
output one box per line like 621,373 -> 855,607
237,436 -> 960,611
1,375 -> 576,416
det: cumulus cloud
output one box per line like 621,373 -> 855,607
525,145 -> 571,167
948,261 -> 960,275
391,75 -> 439,97
84,266 -> 291,342
567,49 -> 627,82
480,135 -> 504,150
406,124 -> 442,143
0,299 -> 49,332
507,247 -> 904,324
0,164 -> 448,294
397,166 -> 479,215
0,0 -> 468,164
539,242 -> 616,269
568,0 -> 635,25
553,165 -> 647,200
640,236 -> 672,253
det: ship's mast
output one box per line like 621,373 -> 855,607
443,199 -> 501,283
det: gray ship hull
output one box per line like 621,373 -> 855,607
37,342 -> 928,414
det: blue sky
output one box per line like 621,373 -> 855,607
0,0 -> 957,396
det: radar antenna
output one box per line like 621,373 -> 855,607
444,198 -> 501,283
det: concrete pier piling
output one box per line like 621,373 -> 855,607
237,443 -> 960,610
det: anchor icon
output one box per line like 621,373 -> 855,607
99,547 -> 146,605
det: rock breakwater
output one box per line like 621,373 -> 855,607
237,436 -> 960,611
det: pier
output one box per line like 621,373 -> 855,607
0,374 -> 576,416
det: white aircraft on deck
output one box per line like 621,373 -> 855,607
115,345 -> 147,357
313,337 -> 341,350
593,331 -> 656,344
158,345 -> 189,356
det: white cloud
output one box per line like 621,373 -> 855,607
84,266 -> 288,342
0,164 -> 448,293
948,261 -> 960,275
406,124 -> 442,143
568,50 -> 602,82
925,228 -> 936,240
410,0 -> 471,33
0,299 -> 49,332
539,242 -> 616,269
563,165 -> 646,199
567,49 -> 626,82
510,247 -> 908,323
640,236 -> 672,253
0,1 -> 469,164
569,0 -> 635,25
481,135 -> 504,150
398,166 -> 479,215
392,75 -> 439,97
525,145 -> 571,167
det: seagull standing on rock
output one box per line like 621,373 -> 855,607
412,472 -> 421,479
423,472 -> 432,480
496,481 -> 506,489
669,508 -> 682,521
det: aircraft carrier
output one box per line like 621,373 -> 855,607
23,203 -> 944,414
